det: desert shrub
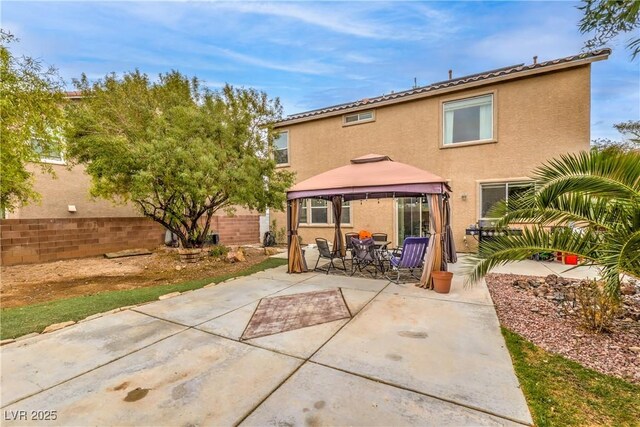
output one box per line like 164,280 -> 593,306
574,280 -> 621,333
209,245 -> 230,258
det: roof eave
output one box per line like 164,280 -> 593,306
274,51 -> 609,128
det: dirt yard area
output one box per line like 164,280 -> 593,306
1,247 -> 271,308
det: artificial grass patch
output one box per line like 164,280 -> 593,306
502,328 -> 640,426
0,258 -> 287,340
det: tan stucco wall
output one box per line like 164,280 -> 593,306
10,164 -> 140,219
9,164 -> 260,220
273,65 -> 592,251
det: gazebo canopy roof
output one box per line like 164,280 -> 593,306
287,154 -> 451,201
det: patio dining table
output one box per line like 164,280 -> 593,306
373,241 -> 391,273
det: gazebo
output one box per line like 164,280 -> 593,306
285,154 -> 457,288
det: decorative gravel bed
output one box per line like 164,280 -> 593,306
486,273 -> 640,384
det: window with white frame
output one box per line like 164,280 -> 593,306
31,138 -> 64,164
274,131 -> 288,165
340,201 -> 350,224
443,94 -> 493,145
480,181 -> 534,218
298,199 -> 351,225
310,199 -> 329,224
343,110 -> 374,125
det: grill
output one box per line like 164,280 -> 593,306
465,220 -> 522,245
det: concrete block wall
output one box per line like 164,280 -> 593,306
0,215 -> 260,266
0,217 -> 165,266
212,215 -> 260,246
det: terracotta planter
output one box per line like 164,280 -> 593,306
432,271 -> 453,294
178,248 -> 204,263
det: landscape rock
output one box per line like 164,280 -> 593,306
159,292 -> 181,300
629,347 -> 640,353
621,283 -> 637,296
264,247 -> 281,256
16,333 -> 39,341
545,274 -> 558,286
43,321 -> 76,334
226,249 -> 246,263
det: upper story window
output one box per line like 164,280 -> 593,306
32,138 -> 65,164
480,181 -> 533,218
343,110 -> 375,126
274,131 -> 289,165
443,94 -> 493,145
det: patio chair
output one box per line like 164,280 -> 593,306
385,237 -> 429,284
371,232 -> 390,265
350,237 -> 382,277
371,233 -> 388,243
314,238 -> 346,275
345,232 -> 359,254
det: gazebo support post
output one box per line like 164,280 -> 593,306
286,200 -> 292,273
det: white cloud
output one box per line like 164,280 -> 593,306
212,2 -> 455,41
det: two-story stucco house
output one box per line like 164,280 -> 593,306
271,49 -> 610,252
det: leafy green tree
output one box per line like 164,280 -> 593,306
592,120 -> 640,151
578,0 -> 640,58
66,70 -> 294,248
0,30 -> 67,214
464,148 -> 640,296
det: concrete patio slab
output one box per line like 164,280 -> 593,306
339,288 -> 379,315
484,257 -> 600,280
272,282 -> 379,313
135,276 -> 295,326
246,319 -> 349,359
241,362 -> 521,427
197,285 -> 377,344
302,273 -> 388,293
381,273 -> 493,306
311,293 -> 532,425
0,310 -> 186,407
197,302 -> 259,340
251,265 -> 318,282
2,329 -> 302,426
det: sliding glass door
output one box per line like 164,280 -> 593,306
396,198 -> 429,245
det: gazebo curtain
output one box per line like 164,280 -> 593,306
443,195 -> 457,264
419,194 -> 444,289
331,196 -> 346,257
287,200 -> 307,273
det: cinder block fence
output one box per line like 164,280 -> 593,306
0,215 -> 259,266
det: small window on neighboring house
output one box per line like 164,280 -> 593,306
443,94 -> 493,145
32,138 -> 64,164
343,110 -> 375,125
480,181 -> 534,218
274,131 -> 288,165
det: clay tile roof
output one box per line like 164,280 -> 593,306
276,49 -> 611,126
65,91 -> 83,99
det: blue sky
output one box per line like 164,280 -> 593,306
3,1 -> 638,139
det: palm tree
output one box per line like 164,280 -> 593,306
464,147 -> 640,295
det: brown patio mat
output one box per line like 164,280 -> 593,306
241,288 -> 351,340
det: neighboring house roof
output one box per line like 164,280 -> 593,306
275,49 -> 611,127
65,91 -> 83,100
